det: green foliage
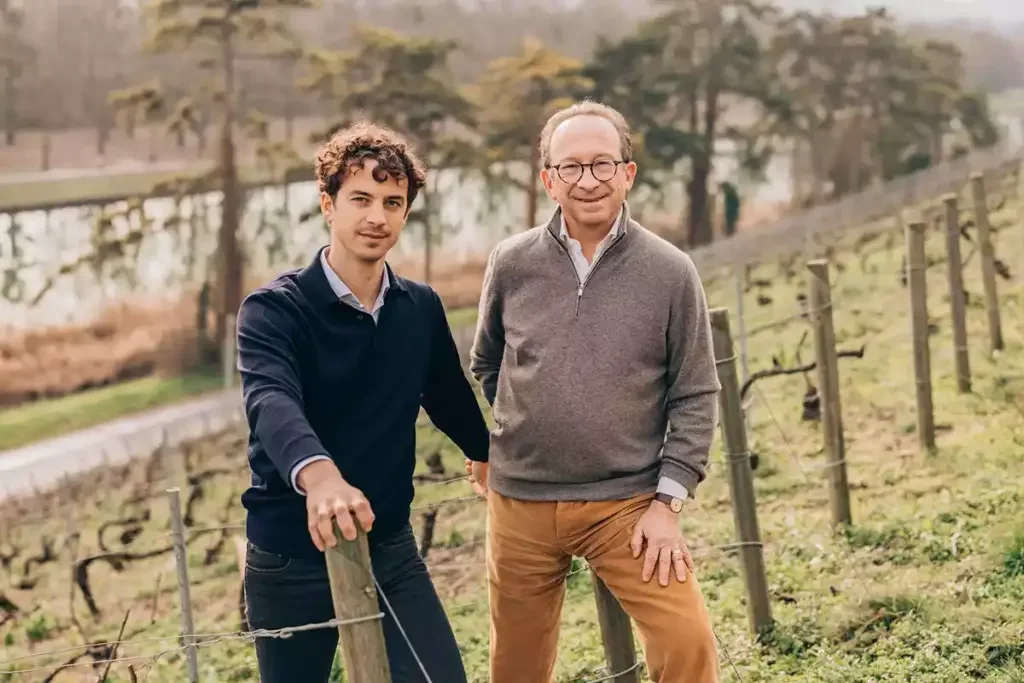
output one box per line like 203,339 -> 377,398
108,81 -> 165,138
302,24 -> 478,278
576,0 -> 781,243
768,5 -> 1000,201
24,614 -> 51,644
467,38 -> 591,227
472,37 -> 589,155
835,595 -> 926,648
303,24 -> 471,160
1004,535 -> 1024,577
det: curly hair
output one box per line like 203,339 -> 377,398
315,120 -> 427,208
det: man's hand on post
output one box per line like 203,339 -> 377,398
465,458 -> 488,496
629,500 -> 695,586
297,460 -> 374,551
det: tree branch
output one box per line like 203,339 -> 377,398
740,345 -> 867,400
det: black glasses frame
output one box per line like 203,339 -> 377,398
548,159 -> 626,184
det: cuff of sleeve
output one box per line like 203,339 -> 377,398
290,455 -> 332,495
464,429 -> 491,463
657,476 -> 689,501
657,461 -> 701,499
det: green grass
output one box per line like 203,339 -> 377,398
1,174 -> 1022,681
0,368 -> 224,452
447,306 -> 478,329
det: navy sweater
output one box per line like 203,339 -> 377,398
236,252 -> 490,559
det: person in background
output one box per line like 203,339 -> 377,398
236,121 -> 489,682
720,180 -> 741,238
469,100 -> 722,683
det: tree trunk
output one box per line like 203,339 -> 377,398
688,88 -> 719,248
214,29 -> 244,352
3,69 -> 15,146
422,190 -> 434,284
526,139 -> 540,229
687,165 -> 713,247
96,123 -> 110,156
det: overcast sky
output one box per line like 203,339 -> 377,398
777,0 -> 1024,24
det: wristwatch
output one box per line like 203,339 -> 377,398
654,492 -> 685,513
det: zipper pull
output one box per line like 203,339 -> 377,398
577,286 -> 584,297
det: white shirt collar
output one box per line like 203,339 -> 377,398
558,205 -> 625,243
319,247 -> 390,306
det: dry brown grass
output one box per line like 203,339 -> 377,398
0,293 -> 205,408
0,258 -> 489,409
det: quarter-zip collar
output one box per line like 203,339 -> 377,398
543,201 -> 631,245
543,202 -> 634,316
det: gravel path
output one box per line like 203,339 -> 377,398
0,389 -> 244,502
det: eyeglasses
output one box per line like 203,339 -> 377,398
548,159 -> 625,184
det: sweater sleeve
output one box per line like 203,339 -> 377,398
660,254 -> 721,497
421,289 -> 491,462
469,244 -> 505,406
237,290 -> 330,485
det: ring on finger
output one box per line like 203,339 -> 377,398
672,548 -> 684,558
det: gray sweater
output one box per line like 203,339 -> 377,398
469,203 -> 721,501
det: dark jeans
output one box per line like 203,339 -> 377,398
244,523 -> 467,683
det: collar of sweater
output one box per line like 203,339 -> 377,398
545,201 -> 632,246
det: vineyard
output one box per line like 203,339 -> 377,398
1,166 -> 1023,682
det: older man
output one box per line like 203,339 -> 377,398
469,100 -> 722,682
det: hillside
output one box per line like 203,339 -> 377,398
1,171 -> 1022,681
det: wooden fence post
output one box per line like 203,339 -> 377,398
325,526 -> 392,683
709,307 -> 773,635
969,173 -> 1004,353
592,576 -> 640,682
806,260 -> 852,528
942,194 -> 971,393
905,221 -> 936,452
167,488 -> 199,683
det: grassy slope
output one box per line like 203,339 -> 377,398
0,369 -> 224,453
1,178 -> 1022,682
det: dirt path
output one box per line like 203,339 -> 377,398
0,389 -> 242,502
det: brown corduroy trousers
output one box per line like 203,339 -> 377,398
485,490 -> 720,682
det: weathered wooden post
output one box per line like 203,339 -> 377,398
807,260 -> 852,528
905,221 -> 936,452
325,526 -> 392,683
942,194 -> 971,393
709,307 -> 773,635
167,488 -> 199,683
592,577 -> 640,682
969,173 -> 1004,353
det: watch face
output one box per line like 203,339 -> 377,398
670,498 -> 683,512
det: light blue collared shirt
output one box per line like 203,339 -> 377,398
289,248 -> 393,494
318,246 -> 390,322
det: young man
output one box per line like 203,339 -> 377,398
469,101 -> 722,682
236,121 -> 489,682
